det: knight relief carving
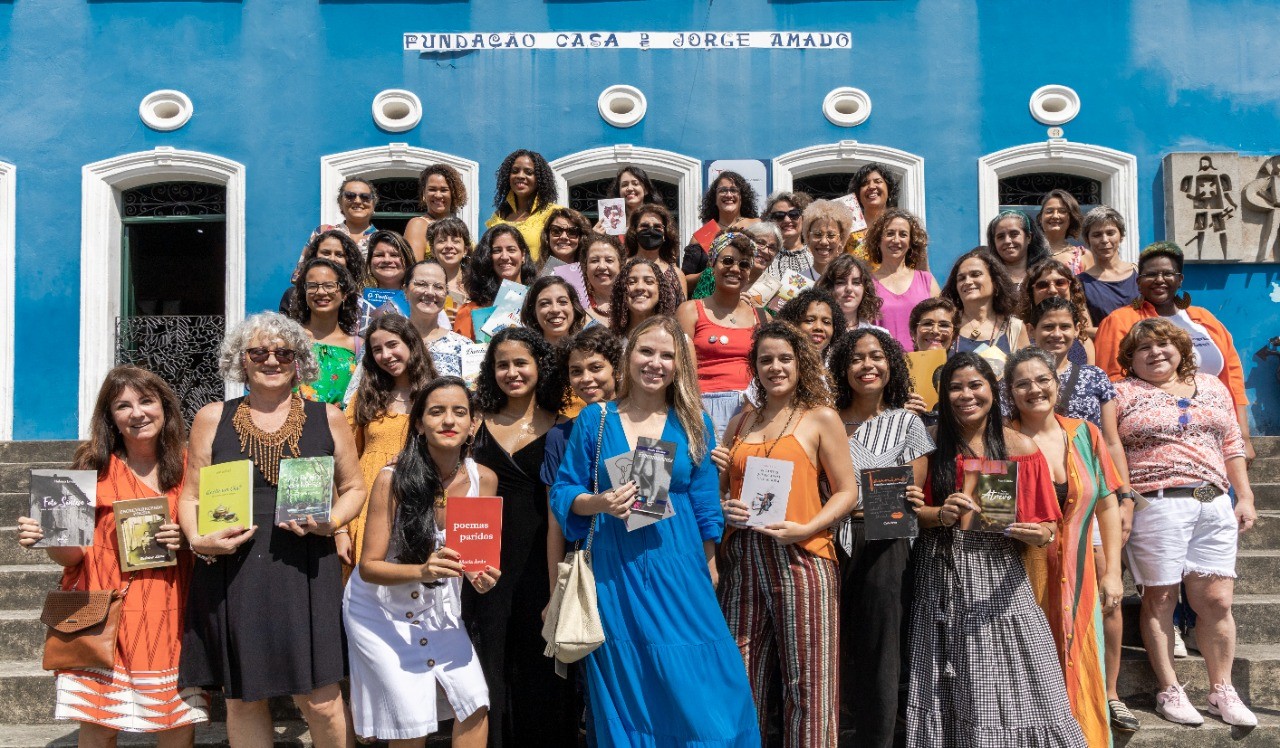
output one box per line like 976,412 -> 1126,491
1164,151 -> 1280,262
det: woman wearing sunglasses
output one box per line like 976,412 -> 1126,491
676,232 -> 764,441
292,178 -> 380,282
1020,259 -> 1095,365
1113,318 -> 1257,727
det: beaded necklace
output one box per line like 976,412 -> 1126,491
232,393 -> 306,485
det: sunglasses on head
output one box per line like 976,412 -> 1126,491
245,347 -> 297,364
342,190 -> 373,204
717,256 -> 752,271
769,208 -> 803,222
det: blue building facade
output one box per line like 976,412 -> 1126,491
1,0 -> 1278,438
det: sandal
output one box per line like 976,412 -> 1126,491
1109,698 -> 1141,733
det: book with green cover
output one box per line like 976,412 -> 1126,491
114,497 -> 177,571
198,460 -> 254,535
275,457 -> 334,525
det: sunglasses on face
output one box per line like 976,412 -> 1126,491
769,209 -> 803,222
245,347 -> 297,364
717,256 -> 752,271
342,191 -> 373,204
549,226 -> 581,237
1033,278 -> 1071,292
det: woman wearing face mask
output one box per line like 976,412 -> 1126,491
682,172 -> 762,291
363,230 -> 413,290
405,163 -> 468,261
817,254 -> 885,331
868,209 -> 940,350
986,210 -> 1051,294
610,257 -> 681,339
1020,259 -> 1095,365
425,218 -> 474,317
777,287 -> 847,362
827,328 -> 934,748
293,179 -> 379,282
907,353 -> 1084,748
625,204 -> 687,302
677,233 -> 764,439
1038,190 -> 1092,274
1077,206 -> 1138,331
485,150 -> 562,262
405,261 -> 473,379
288,258 -> 360,408
576,233 -> 623,327
280,230 -> 365,316
455,225 -> 538,344
940,248 -> 1029,375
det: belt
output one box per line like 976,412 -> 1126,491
1145,484 -> 1222,503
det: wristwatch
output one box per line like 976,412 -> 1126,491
1117,490 -> 1136,504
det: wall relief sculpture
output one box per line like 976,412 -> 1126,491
1164,151 -> 1280,263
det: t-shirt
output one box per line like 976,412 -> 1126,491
837,409 -> 934,553
1168,309 -> 1225,377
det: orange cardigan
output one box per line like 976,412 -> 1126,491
1094,301 -> 1247,408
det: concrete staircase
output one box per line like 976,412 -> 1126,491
2,439 -> 1280,745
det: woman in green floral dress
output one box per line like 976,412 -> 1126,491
289,257 -> 360,408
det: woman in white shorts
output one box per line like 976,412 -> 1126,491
1114,319 -> 1258,728
344,376 -> 502,746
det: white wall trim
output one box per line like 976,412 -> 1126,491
978,139 -> 1140,261
80,147 -> 246,438
772,140 -> 927,224
550,145 -> 703,245
0,162 -> 14,440
320,144 -> 481,238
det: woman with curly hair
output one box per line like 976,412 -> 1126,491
468,326 -> 575,747
845,164 -> 900,258
340,314 -> 438,574
804,199 -> 855,280
455,224 -> 538,343
1020,259 -> 1095,365
777,287 -> 847,361
425,217 -> 474,315
610,256 -> 681,338
868,209 -> 940,349
288,257 -> 360,407
827,327 -> 934,748
485,149 -> 562,262
817,254 -> 883,332
714,322 -> 858,748
405,163 -> 469,260
280,229 -> 365,314
1038,189 -> 1091,274
681,171 -> 762,286
987,209 -> 1052,294
940,248 -> 1029,375
625,203 -> 686,301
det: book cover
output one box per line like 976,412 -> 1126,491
598,198 -> 626,235
198,460 -> 254,536
692,220 -> 720,251
629,438 -> 675,520
114,497 -> 177,571
740,456 -> 793,528
275,457 -> 334,525
479,279 -> 528,336
357,288 -> 409,337
604,450 -> 675,532
834,192 -> 869,233
446,496 -> 503,572
905,348 -> 948,410
459,342 -> 488,390
963,458 -> 1019,533
862,466 -> 918,541
29,470 -> 97,548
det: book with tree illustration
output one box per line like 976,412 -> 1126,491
275,457 -> 334,524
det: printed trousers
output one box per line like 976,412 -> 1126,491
718,530 -> 840,748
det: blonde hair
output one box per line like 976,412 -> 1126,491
617,315 -> 709,461
1118,317 -> 1197,382
801,199 -> 855,244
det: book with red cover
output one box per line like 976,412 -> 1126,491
446,496 -> 503,572
692,220 -> 720,251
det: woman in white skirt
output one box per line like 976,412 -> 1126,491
344,375 -> 502,746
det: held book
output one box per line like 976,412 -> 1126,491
446,496 -> 503,573
692,220 -> 720,251
29,470 -> 97,548
629,438 -> 675,520
962,458 -> 1019,533
479,279 -> 529,337
114,497 -> 177,571
862,466 -> 918,541
275,457 -> 335,525
598,198 -> 627,235
198,460 -> 254,536
740,456 -> 793,529
604,449 -> 675,532
357,288 -> 410,337
905,349 -> 948,411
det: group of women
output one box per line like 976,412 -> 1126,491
14,154 -> 1260,748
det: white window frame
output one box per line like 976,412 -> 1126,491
978,139 -> 1140,261
549,145 -> 703,245
320,144 -> 481,238
771,140 -> 927,224
0,161 -> 13,439
80,147 -> 246,438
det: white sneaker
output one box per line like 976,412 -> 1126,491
1207,683 -> 1258,727
1156,684 -> 1204,726
1173,628 -> 1188,658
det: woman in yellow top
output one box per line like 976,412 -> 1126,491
484,149 -> 562,262
340,315 -> 438,576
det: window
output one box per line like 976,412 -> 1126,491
568,177 -> 680,225
997,172 -> 1102,219
370,177 -> 422,236
791,171 -> 858,201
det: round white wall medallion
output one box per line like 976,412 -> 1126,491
372,89 -> 423,133
1029,85 -> 1080,126
139,90 -> 193,132
822,87 -> 871,127
597,85 -> 647,128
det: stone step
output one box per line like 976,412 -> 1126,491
0,442 -> 80,466
0,529 -> 57,567
0,493 -> 28,524
0,464 -> 72,495
0,611 -> 44,662
1117,704 -> 1280,747
1248,458 -> 1280,484
1242,511 -> 1280,550
1123,595 -> 1280,647
0,721 -> 318,747
0,566 -> 65,610
1238,550 -> 1280,595
1251,483 -> 1280,511
1117,644 -> 1280,708
1252,437 -> 1280,459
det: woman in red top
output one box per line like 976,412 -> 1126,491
677,232 -> 762,441
905,352 -> 1085,747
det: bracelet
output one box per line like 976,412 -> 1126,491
195,552 -> 217,565
334,528 -> 349,535
1041,526 -> 1056,547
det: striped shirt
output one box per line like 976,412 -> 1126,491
838,408 -> 935,553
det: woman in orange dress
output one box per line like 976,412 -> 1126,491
16,366 -> 207,745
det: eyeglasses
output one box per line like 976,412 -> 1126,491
716,187 -> 740,196
1177,397 -> 1192,429
769,209 -> 803,222
717,256 -> 752,271
1011,375 -> 1057,393
341,190 -> 374,204
305,282 -> 340,294
809,232 -> 840,241
245,347 -> 297,364
410,280 -> 447,293
549,226 -> 581,238
1033,278 -> 1071,292
1139,270 -> 1181,281
916,321 -> 955,332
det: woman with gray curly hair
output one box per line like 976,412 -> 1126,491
177,312 -> 368,747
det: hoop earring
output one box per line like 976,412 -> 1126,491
1175,291 -> 1192,310
465,433 -> 475,448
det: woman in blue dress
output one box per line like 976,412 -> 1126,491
550,314 -> 759,746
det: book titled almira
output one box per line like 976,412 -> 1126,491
114,497 -> 177,572
275,457 -> 335,525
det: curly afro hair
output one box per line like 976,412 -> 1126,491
700,171 -> 761,223
474,326 -> 567,415
492,149 -> 559,214
828,327 -> 912,411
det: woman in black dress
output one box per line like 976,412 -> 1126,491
467,326 -> 576,748
177,312 -> 367,748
